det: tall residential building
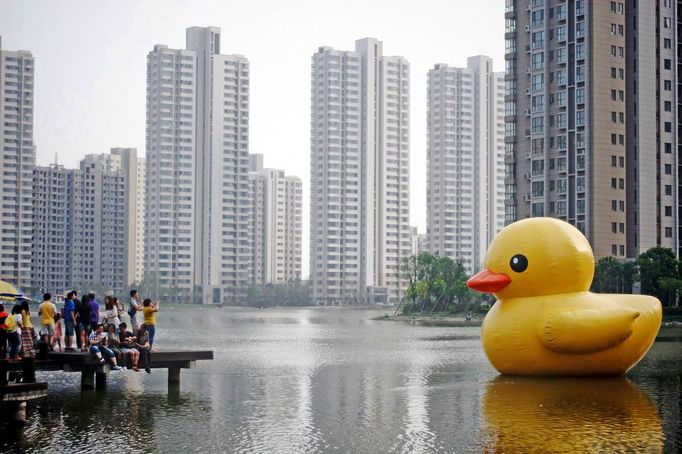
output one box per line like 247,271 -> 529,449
249,154 -> 303,285
310,38 -> 410,305
32,156 -> 126,293
626,0 -> 679,257
145,43 -> 196,298
504,1 -> 628,259
146,27 -> 251,303
0,38 -> 35,288
109,148 -> 146,285
31,163 -> 68,293
426,57 -> 505,274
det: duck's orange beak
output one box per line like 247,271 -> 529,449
467,269 -> 511,294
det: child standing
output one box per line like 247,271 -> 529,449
52,312 -> 63,352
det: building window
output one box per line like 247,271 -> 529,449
531,74 -> 544,91
532,116 -> 544,133
665,185 -> 672,196
664,59 -> 672,70
576,22 -> 585,38
665,101 -> 672,112
532,203 -> 545,216
665,164 -> 672,174
576,88 -> 585,104
556,4 -> 566,20
664,38 -> 672,49
665,227 -> 673,238
532,95 -> 544,113
664,17 -> 672,28
532,31 -> 544,49
577,199 -> 585,215
557,26 -> 567,42
665,143 -> 672,153
665,206 -> 672,216
664,80 -> 672,90
532,10 -> 544,27
665,122 -> 672,133
576,110 -> 585,127
532,52 -> 545,70
576,44 -> 585,60
612,245 -> 618,255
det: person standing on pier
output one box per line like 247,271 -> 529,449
6,305 -> 21,359
0,304 -> 8,359
77,294 -> 92,352
63,292 -> 76,351
38,293 -> 57,350
89,293 -> 100,327
142,299 -> 159,351
19,301 -> 35,344
128,290 -> 141,332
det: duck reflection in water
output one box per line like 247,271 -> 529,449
481,376 -> 663,453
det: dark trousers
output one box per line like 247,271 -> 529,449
138,347 -> 151,369
0,330 -> 6,359
8,332 -> 20,358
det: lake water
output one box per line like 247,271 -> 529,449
2,307 -> 681,453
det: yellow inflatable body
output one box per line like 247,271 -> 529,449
482,377 -> 663,452
467,218 -> 662,376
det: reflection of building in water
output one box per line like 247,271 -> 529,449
482,377 -> 663,452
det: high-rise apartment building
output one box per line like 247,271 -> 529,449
505,1 -> 628,259
0,38 -> 35,288
426,57 -> 505,273
146,27 -> 251,303
31,163 -> 68,293
109,148 -> 145,285
626,0 -> 680,257
249,154 -> 302,285
310,38 -> 410,305
145,43 -> 196,297
32,156 -> 126,293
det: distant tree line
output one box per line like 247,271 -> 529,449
591,246 -> 681,307
399,252 -> 487,315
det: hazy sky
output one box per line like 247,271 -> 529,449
1,0 -> 504,278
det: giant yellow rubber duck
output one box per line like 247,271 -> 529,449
467,217 -> 662,375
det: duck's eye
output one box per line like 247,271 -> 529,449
510,254 -> 528,273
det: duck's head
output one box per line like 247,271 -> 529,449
467,218 -> 595,299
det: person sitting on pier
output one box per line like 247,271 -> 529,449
117,322 -> 140,372
105,324 -> 129,370
88,324 -> 123,370
135,323 -> 151,374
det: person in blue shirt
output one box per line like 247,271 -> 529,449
63,292 -> 77,351
89,293 -> 100,326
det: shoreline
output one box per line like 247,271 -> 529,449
372,314 -> 484,327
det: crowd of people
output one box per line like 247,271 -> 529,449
0,289 -> 160,374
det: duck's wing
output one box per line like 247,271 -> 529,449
537,308 -> 639,354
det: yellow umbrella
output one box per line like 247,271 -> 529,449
0,279 -> 23,301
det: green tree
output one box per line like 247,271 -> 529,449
636,247 -> 679,306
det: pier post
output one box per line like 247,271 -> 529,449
81,369 -> 95,390
95,372 -> 107,389
168,367 -> 181,385
4,402 -> 26,424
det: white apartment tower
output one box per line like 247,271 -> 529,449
146,27 -> 250,303
0,38 -> 35,288
145,43 -> 197,297
310,38 -> 411,305
249,155 -> 302,285
426,56 -> 505,274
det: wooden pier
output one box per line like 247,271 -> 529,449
0,350 -> 213,424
